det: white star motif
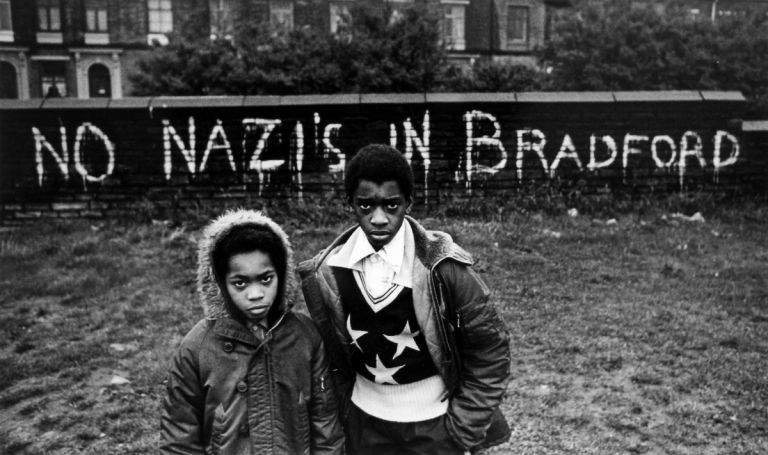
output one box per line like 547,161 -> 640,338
383,321 -> 421,359
346,315 -> 368,351
365,355 -> 404,384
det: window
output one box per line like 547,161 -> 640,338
0,0 -> 11,31
329,2 -> 350,34
88,64 -> 111,98
148,0 -> 173,33
442,4 -> 466,50
41,61 -> 67,97
86,0 -> 108,32
0,61 -> 17,98
211,0 -> 234,39
38,0 -> 61,31
270,0 -> 293,33
506,5 -> 529,45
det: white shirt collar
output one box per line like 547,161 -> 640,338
328,221 -> 414,288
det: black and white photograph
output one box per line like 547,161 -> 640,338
0,0 -> 766,453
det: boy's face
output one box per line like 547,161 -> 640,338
225,250 -> 278,322
349,179 -> 412,251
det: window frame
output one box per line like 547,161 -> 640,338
441,2 -> 467,51
86,0 -> 109,33
329,2 -> 350,34
40,61 -> 67,98
38,0 -> 62,32
0,0 -> 12,32
210,0 -> 234,39
148,0 -> 173,34
269,0 -> 294,33
506,3 -> 529,46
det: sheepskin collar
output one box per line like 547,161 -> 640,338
197,209 -> 296,321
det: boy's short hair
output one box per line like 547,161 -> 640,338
344,144 -> 414,201
212,225 -> 287,319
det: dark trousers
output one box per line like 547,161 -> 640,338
345,403 -> 466,455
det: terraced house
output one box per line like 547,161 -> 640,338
0,0 -> 766,99
0,0 -> 577,99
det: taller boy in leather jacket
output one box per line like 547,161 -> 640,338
298,144 -> 511,454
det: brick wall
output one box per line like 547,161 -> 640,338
0,91 -> 763,222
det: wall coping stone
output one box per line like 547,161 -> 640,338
284,94 -> 361,105
41,98 -> 110,109
0,99 -> 44,109
517,91 -> 615,103
613,90 -> 703,102
242,95 -> 281,107
700,91 -> 746,101
742,120 -> 768,132
150,96 -> 245,108
108,97 -> 152,108
426,92 -> 517,103
360,93 -> 426,104
0,91 -> 748,111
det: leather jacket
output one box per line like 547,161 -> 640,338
160,210 -> 344,454
297,216 -> 511,451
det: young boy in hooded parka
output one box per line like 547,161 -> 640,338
160,210 -> 344,455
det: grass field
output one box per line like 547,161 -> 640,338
0,200 -> 766,454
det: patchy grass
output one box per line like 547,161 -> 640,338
0,201 -> 766,454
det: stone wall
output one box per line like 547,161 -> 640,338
0,91 -> 761,222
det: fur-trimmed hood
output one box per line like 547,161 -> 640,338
197,209 -> 296,321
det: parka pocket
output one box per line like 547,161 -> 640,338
275,377 -> 311,451
209,399 -> 248,454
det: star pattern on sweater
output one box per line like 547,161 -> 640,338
346,315 -> 368,351
383,321 -> 421,359
365,354 -> 404,384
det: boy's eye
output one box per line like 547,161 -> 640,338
386,202 -> 400,210
358,203 -> 371,211
231,280 -> 246,289
260,275 -> 274,285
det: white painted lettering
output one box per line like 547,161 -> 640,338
244,118 -> 283,195
622,134 -> 649,182
515,128 -> 548,182
464,110 -> 508,191
162,117 -> 196,180
199,119 -> 236,173
403,111 -> 431,195
549,134 -> 583,177
587,135 -> 617,171
323,123 -> 344,174
679,131 -> 706,189
291,121 -> 305,199
32,126 -> 69,186
73,123 -> 115,183
712,130 -> 740,182
651,135 -> 677,168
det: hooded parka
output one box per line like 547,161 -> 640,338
160,210 -> 344,455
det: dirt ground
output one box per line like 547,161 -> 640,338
0,205 -> 766,454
